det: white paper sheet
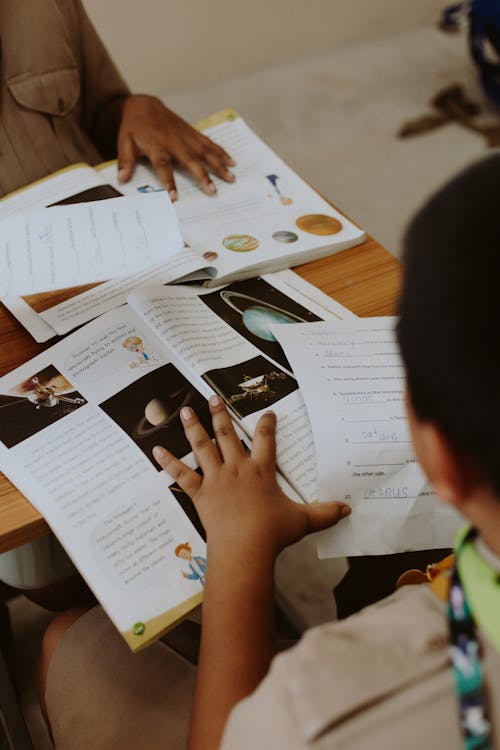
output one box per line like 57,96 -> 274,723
272,317 -> 461,556
0,193 -> 183,296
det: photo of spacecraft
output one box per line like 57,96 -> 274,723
0,365 -> 87,448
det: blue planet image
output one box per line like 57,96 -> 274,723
220,291 -> 306,342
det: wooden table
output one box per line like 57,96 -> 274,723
0,236 -> 401,553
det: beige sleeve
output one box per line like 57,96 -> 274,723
73,0 -> 130,134
220,654 -> 306,750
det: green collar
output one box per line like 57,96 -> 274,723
456,526 -> 500,652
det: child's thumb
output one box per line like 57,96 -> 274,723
303,501 -> 351,535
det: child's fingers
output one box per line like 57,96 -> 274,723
152,446 -> 203,497
302,501 -> 351,535
251,411 -> 277,467
208,395 -> 245,464
180,406 -> 221,474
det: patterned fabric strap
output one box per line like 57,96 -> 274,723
448,530 -> 493,750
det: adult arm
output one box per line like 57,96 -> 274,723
74,2 -> 235,198
153,396 -> 350,750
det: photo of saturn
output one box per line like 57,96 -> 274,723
99,364 -> 213,469
199,277 -> 323,371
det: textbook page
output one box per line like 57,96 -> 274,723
128,271 -> 354,502
272,317 -> 462,557
99,110 -> 366,284
0,193 -> 184,296
39,249 -> 211,336
0,306 -> 213,651
0,163 -> 118,221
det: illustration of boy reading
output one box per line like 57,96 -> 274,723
122,336 -> 159,369
174,542 -> 207,586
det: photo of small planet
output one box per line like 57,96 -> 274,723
133,387 -> 193,438
272,230 -> 298,244
295,214 -> 342,236
203,251 -> 218,262
222,234 -> 259,252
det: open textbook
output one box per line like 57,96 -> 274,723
0,271 -> 352,650
272,317 -> 461,557
0,109 -> 365,342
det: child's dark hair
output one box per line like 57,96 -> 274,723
397,154 -> 500,494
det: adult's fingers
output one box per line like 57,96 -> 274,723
302,501 -> 351,535
180,406 -> 221,474
208,395 -> 245,465
200,136 -> 235,167
250,411 -> 277,468
149,149 -> 177,202
204,150 -> 235,183
117,132 -> 138,183
184,159 -> 216,196
152,445 -> 203,498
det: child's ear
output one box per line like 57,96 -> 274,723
410,420 -> 477,507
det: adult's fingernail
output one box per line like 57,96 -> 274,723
209,394 -> 222,407
341,505 -> 351,517
153,446 -> 166,460
206,182 -> 217,196
180,406 -> 193,421
227,158 -> 236,166
118,168 -> 128,183
169,189 -> 178,202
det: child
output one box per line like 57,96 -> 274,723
40,156 -> 500,749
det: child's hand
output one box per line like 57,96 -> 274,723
153,395 -> 350,559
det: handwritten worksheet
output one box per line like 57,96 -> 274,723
0,193 -> 183,296
273,317 -> 461,556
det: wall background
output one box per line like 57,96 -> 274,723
83,0 -> 443,95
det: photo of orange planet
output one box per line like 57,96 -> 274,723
295,214 -> 342,236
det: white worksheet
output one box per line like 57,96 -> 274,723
273,317 -> 461,556
0,192 -> 183,295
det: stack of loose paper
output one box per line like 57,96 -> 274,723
0,192 -> 184,297
272,317 -> 462,557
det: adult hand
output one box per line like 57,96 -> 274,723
152,395 -> 350,557
117,95 -> 235,201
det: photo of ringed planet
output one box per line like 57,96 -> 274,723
199,277 -> 323,372
220,290 -> 306,342
99,364 -> 213,469
132,387 -> 193,439
295,214 -> 343,236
